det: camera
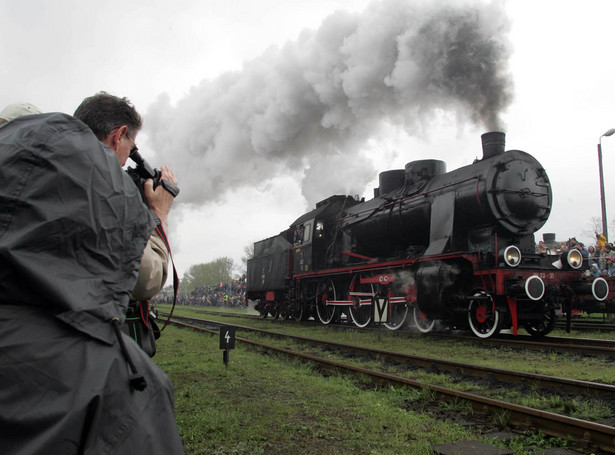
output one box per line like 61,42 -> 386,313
126,149 -> 179,207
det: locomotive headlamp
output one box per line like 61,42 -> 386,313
565,249 -> 583,269
502,245 -> 521,267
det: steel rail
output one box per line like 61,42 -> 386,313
555,321 -> 615,331
495,332 -> 615,348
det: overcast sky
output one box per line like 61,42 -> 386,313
3,0 -> 615,281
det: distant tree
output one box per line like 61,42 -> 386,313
180,257 -> 234,294
582,216 -> 603,240
241,243 -> 254,271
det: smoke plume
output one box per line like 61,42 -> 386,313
147,0 -> 513,207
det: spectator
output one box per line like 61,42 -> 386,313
158,276 -> 248,308
588,245 -> 598,262
596,232 -> 607,250
590,263 -> 602,277
576,242 -> 589,267
536,240 -> 548,254
0,100 -> 184,454
605,257 -> 615,276
0,102 -> 42,126
598,243 -> 615,271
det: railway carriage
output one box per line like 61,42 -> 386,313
247,132 -> 609,338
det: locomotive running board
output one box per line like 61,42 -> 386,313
326,296 -> 407,306
325,300 -> 353,306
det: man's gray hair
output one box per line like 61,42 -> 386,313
74,91 -> 142,140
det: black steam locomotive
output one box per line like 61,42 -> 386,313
247,132 -> 609,338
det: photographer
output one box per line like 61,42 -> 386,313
0,94 -> 184,454
75,93 -> 179,356
74,92 -> 177,302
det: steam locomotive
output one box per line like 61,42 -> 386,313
247,132 -> 609,338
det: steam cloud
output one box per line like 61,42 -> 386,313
147,0 -> 513,207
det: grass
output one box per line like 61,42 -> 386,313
153,305 -> 613,453
154,323 -> 585,454
155,326 -> 479,454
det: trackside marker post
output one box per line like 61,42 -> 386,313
219,325 -> 236,367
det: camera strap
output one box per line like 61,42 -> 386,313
154,223 -> 178,332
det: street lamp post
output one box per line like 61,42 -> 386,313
598,128 -> 615,241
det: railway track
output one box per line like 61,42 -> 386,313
162,312 -> 615,453
426,332 -> 615,359
161,307 -> 615,358
555,320 -> 615,332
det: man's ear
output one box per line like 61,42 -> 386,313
103,125 -> 128,151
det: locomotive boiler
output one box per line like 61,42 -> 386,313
247,132 -> 609,338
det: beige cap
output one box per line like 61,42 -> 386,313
0,102 -> 42,121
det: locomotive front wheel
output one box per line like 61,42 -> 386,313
524,307 -> 556,337
412,306 -> 435,333
384,301 -> 409,330
349,302 -> 371,328
467,292 -> 500,338
315,279 -> 339,325
348,278 -> 373,328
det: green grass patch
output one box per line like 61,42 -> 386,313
155,326 -> 477,454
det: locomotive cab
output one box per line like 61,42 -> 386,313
293,219 -> 313,274
292,218 -> 330,272
292,195 -> 360,274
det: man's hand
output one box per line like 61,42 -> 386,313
144,165 -> 177,229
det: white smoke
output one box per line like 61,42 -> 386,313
146,0 -> 513,207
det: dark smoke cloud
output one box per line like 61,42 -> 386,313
146,0 -> 513,207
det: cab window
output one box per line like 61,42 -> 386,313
303,222 -> 312,243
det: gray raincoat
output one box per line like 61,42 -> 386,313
0,113 -> 184,454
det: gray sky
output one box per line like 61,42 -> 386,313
3,0 -> 615,280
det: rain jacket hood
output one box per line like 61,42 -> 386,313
0,113 -> 154,342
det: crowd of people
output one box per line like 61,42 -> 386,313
536,233 -> 615,276
153,275 -> 248,308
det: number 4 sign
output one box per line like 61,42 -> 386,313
219,325 -> 236,366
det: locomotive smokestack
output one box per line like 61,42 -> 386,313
481,132 -> 506,159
